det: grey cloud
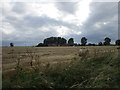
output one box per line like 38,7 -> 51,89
12,2 -> 26,14
4,14 -> 80,30
83,2 -> 118,28
89,2 -> 117,21
55,2 -> 77,14
11,15 -> 80,32
2,2 -> 118,46
3,15 -> 62,46
80,2 -> 118,44
6,16 -> 18,21
23,15 -> 60,28
2,27 -> 57,46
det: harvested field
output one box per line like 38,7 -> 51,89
2,46 -> 120,88
2,46 -> 119,77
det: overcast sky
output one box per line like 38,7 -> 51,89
1,0 -> 118,46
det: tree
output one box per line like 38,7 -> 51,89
98,42 -> 103,46
88,43 -> 96,46
43,37 -> 67,45
115,40 -> 120,45
10,43 -> 14,47
104,37 -> 111,45
81,37 -> 87,46
68,38 -> 74,46
61,38 -> 67,44
36,43 -> 48,47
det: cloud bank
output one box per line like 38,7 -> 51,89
1,1 -> 118,46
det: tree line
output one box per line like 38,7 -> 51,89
36,37 -> 120,47
9,37 -> 120,47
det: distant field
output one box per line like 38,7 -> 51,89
2,46 -> 118,77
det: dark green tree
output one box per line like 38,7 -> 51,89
98,42 -> 103,46
115,40 -> 120,45
36,43 -> 48,47
10,43 -> 14,47
104,37 -> 111,45
88,43 -> 96,46
81,37 -> 87,46
43,37 -> 67,45
68,38 -> 74,46
61,38 -> 67,44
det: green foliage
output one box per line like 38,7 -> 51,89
115,40 -> 120,45
10,43 -> 14,47
3,53 -> 120,88
104,37 -> 111,45
43,37 -> 67,45
81,37 -> 87,46
68,38 -> 74,46
98,42 -> 103,46
3,67 -> 53,88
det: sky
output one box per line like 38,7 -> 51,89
1,0 -> 118,46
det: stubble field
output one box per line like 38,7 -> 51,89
2,46 -> 118,76
2,46 -> 120,88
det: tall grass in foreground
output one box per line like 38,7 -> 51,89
3,52 -> 120,88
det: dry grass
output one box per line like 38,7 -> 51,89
2,46 -> 118,77
2,46 -> 120,88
